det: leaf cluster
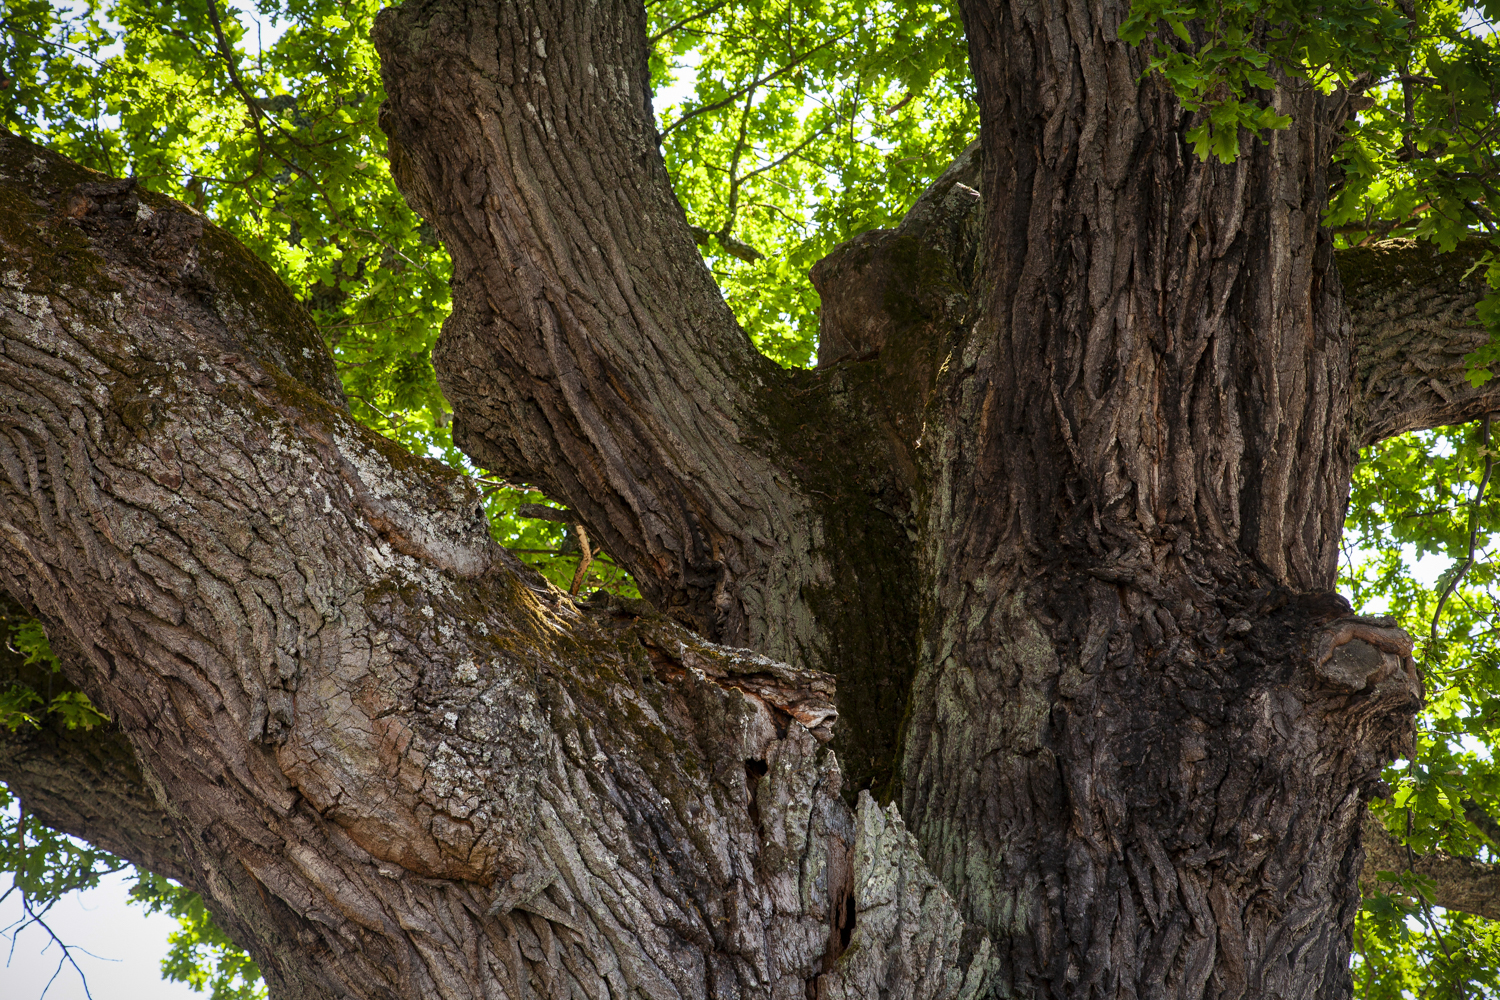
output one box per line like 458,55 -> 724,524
650,0 -> 975,365
1123,0 -> 1417,163
1343,424 -> 1500,994
130,871 -> 267,1000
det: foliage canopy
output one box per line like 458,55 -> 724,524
4,0 -> 1500,995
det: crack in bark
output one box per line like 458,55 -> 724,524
0,130 -> 993,1000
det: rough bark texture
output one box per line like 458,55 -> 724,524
0,132 -> 991,1000
889,2 -> 1413,995
371,0 -> 930,797
1343,238 -> 1497,446
4,0 -> 1500,997
372,0 -> 797,647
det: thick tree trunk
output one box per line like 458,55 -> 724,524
0,133 -> 992,999
3,0 -> 1500,997
894,3 -> 1422,996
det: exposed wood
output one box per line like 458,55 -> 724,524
568,523 -> 592,594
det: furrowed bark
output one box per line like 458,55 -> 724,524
1343,239 -> 1500,446
798,167 -> 1499,994
7,0 -> 1500,993
370,0 -> 804,653
0,131 -> 992,1000
371,0 -> 929,799
889,2 -> 1423,996
365,0 -> 1485,992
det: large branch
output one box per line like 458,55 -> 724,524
0,616 -> 191,881
371,0 -> 825,656
1362,814 -> 1500,921
0,130 -> 994,1000
370,0 -> 966,799
1343,239 -> 1500,446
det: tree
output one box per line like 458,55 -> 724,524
4,0 -> 1500,997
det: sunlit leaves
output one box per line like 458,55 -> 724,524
1122,0 -> 1407,162
0,786 -> 126,907
1357,894 -> 1500,1000
0,610 -> 109,734
651,0 -> 975,364
1344,423 -> 1500,993
1,0 -> 454,455
131,872 -> 267,1000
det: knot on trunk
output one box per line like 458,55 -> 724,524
1312,615 -> 1419,697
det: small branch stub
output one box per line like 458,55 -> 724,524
570,524 -> 594,595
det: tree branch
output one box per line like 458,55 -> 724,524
0,634 -> 191,885
368,0 -> 942,796
1342,239 -> 1500,447
0,129 -> 992,1000
1363,814 -> 1500,921
372,0 -> 825,656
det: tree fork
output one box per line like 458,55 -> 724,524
0,130 -> 992,1000
4,0 -> 1500,994
371,0 -> 962,797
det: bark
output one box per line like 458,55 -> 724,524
1361,815 -> 1500,922
371,0 -> 929,796
371,0 -> 802,651
898,4 -> 1420,997
0,603 -> 191,881
2,0 -> 1500,997
1343,238 -> 1500,446
0,132 -> 990,1000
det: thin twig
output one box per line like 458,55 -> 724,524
1404,805 -> 1465,999
569,524 -> 595,595
1431,412 -> 1496,654
0,20 -> 109,67
660,31 -> 850,136
1401,413 -> 1500,997
202,0 -> 273,151
648,0 -> 729,44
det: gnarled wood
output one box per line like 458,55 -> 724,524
0,130 -> 991,1000
7,0 -> 1500,994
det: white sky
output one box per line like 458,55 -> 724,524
1,871 -> 199,1000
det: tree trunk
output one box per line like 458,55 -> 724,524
2,0 -> 1500,997
896,4 -> 1418,996
0,133 -> 991,999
